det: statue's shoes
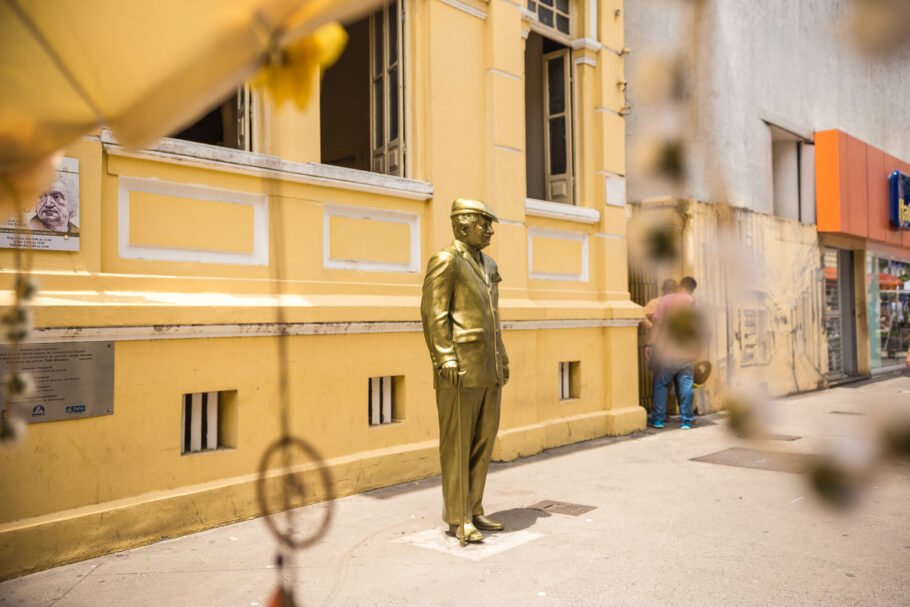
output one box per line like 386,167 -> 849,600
448,522 -> 484,543
472,515 -> 504,531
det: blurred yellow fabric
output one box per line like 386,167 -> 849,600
251,23 -> 348,110
0,0 -> 378,217
0,0 -> 377,172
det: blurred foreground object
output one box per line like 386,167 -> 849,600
251,22 -> 347,109
0,0 -> 379,177
0,153 -> 60,224
633,53 -> 687,106
848,0 -> 910,55
808,442 -> 878,510
722,391 -> 771,440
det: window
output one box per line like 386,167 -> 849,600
172,88 -> 254,150
369,376 -> 402,425
558,361 -> 580,400
182,391 -> 236,454
321,2 -> 405,176
768,124 -> 814,224
525,32 -> 574,204
527,0 -> 571,36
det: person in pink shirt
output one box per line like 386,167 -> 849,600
648,276 -> 699,429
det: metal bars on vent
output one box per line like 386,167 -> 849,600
559,361 -> 579,400
559,362 -> 570,399
369,376 -> 394,426
183,391 -> 219,453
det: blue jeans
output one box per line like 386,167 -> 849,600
650,365 -> 694,424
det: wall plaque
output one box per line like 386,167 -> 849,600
0,342 -> 114,423
0,157 -> 81,251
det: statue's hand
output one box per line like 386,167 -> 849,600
503,363 -> 510,385
440,361 -> 460,385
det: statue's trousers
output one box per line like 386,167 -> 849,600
435,383 -> 502,525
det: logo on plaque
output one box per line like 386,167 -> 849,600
65,405 -> 86,414
31,405 -> 46,416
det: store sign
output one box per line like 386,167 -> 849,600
889,170 -> 910,229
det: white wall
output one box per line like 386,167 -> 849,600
625,0 -> 910,212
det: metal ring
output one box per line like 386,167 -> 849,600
255,435 -> 334,550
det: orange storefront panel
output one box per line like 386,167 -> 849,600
816,129 -> 908,248
869,149 -> 904,246
816,130 -> 846,233
845,133 -> 869,238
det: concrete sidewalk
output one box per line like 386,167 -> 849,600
4,374 -> 910,606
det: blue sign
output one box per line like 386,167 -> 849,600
65,405 -> 86,414
889,171 -> 910,229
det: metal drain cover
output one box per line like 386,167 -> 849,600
830,411 -> 866,416
691,447 -> 819,474
528,500 -> 596,516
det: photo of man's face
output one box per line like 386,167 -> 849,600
34,181 -> 72,232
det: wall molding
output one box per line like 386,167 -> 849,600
574,56 -> 597,68
26,318 -> 639,343
323,204 -> 421,273
526,198 -> 601,223
438,0 -> 487,20
570,37 -> 602,52
117,177 -> 269,266
527,227 -> 590,282
102,130 -> 433,202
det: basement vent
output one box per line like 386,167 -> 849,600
182,391 -> 231,454
559,361 -> 580,400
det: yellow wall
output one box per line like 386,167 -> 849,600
0,0 -> 639,579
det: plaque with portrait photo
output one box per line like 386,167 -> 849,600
0,157 -> 80,251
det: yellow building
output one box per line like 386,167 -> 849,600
0,0 -> 640,578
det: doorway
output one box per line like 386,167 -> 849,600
824,248 -> 858,379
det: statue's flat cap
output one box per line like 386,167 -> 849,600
451,198 -> 498,222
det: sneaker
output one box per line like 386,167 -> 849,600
649,420 -> 665,429
680,423 -> 692,430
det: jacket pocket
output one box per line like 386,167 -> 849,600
453,327 -> 486,343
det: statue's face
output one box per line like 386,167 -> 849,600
461,214 -> 494,250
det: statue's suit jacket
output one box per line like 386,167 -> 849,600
421,239 -> 509,388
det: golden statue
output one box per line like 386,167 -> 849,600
420,198 -> 509,545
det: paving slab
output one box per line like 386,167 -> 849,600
2,373 -> 910,606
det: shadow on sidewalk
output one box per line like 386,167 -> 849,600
486,507 -> 552,532
363,413 -> 725,502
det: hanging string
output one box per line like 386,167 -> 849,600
254,35 -> 335,606
0,177 -> 37,445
